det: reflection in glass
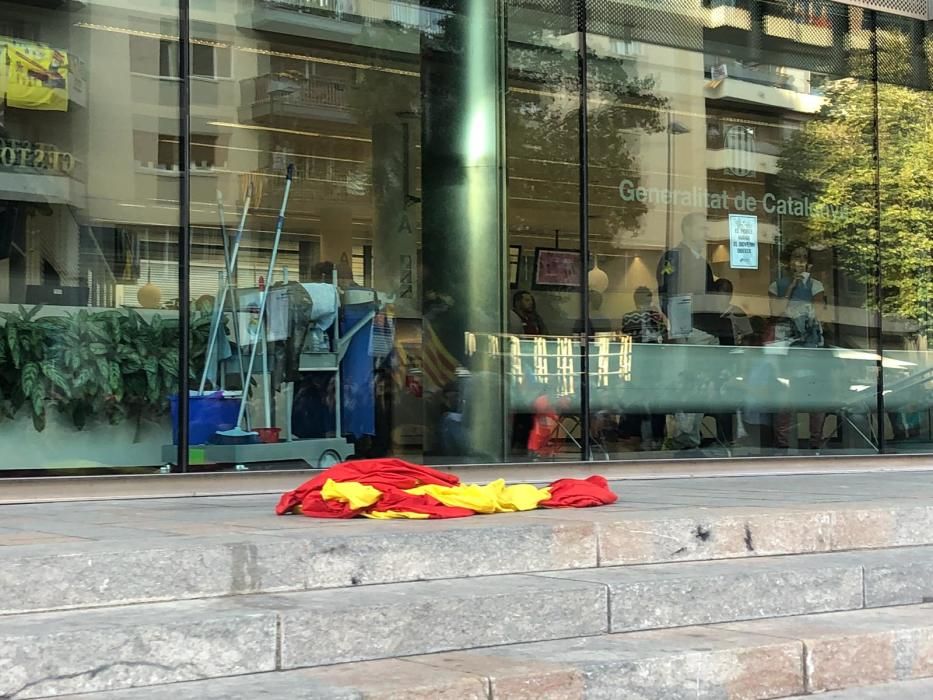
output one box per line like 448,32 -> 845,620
182,0 -> 507,470
0,1 -> 181,472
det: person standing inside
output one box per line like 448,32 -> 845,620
657,212 -> 716,338
508,290 -> 548,456
769,244 -> 826,450
657,213 -> 718,451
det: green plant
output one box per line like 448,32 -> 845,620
0,305 -> 69,431
0,305 -> 216,432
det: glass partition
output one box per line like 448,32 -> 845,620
877,14 -> 933,454
0,0 -> 181,473
505,0 -> 586,462
1,0 -> 931,473
583,0 -> 885,459
183,0 -> 508,470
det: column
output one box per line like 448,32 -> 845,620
420,0 -> 506,461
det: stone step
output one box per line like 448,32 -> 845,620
0,573 -> 607,699
538,545 -> 933,633
5,551 -> 933,699
56,605 -> 933,700
719,605 -> 933,694
0,516 -> 597,615
5,501 -> 933,615
791,678 -> 933,698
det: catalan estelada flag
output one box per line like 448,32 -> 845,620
275,458 -> 617,520
421,320 -> 458,390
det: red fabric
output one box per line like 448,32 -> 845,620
276,490 -> 302,516
527,395 -> 560,456
541,475 -> 617,508
275,458 -> 459,516
276,458 -> 618,519
369,487 -> 476,519
295,492 -> 360,519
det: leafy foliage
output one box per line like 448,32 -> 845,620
778,72 -> 933,332
0,306 -> 213,432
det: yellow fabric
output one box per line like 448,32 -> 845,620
363,510 -> 430,520
6,41 -> 69,112
0,47 -> 7,103
320,479 -> 382,510
498,483 -> 552,512
406,479 -> 550,514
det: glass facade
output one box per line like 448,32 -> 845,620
0,0 -> 930,473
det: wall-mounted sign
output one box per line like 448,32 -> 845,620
618,179 -> 850,222
0,138 -> 74,175
729,214 -> 759,270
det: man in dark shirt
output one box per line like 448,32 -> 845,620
656,213 -> 717,450
657,213 -> 716,338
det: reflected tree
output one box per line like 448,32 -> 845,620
778,31 -> 933,332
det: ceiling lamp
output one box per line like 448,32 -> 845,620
588,255 -> 609,293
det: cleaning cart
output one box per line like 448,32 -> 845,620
162,164 -> 374,470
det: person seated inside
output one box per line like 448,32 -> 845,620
619,286 -> 667,450
621,286 -> 666,344
509,290 -> 548,336
711,278 -> 752,346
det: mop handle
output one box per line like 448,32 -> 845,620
199,185 -> 253,394
224,183 -> 253,395
234,165 -> 294,428
198,193 -> 231,394
231,179 -> 253,264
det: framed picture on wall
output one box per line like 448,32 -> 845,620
533,248 -> 581,290
509,245 -> 522,288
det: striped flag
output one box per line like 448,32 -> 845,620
422,319 -> 459,390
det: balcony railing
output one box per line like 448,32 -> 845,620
245,74 -> 352,113
258,0 -> 449,34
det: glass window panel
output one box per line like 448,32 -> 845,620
0,0 -> 181,473
506,0 -> 586,462
586,0 -> 882,460
186,0 -> 508,470
877,16 -> 933,454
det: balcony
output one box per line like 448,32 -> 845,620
239,74 -> 356,126
242,0 -> 448,52
705,60 -> 825,113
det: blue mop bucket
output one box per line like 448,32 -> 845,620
169,391 -> 241,446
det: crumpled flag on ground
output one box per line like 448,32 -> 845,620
275,459 -> 617,519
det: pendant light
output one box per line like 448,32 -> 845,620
588,254 -> 609,293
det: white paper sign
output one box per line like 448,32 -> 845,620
729,214 -> 759,270
668,294 -> 693,339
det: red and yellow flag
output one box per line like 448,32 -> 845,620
276,458 -> 618,520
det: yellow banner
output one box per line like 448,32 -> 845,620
5,40 -> 69,112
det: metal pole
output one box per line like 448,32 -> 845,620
666,110 -> 674,255
576,0 -> 591,461
233,165 -> 295,430
177,0 -> 191,473
869,11 -> 886,453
